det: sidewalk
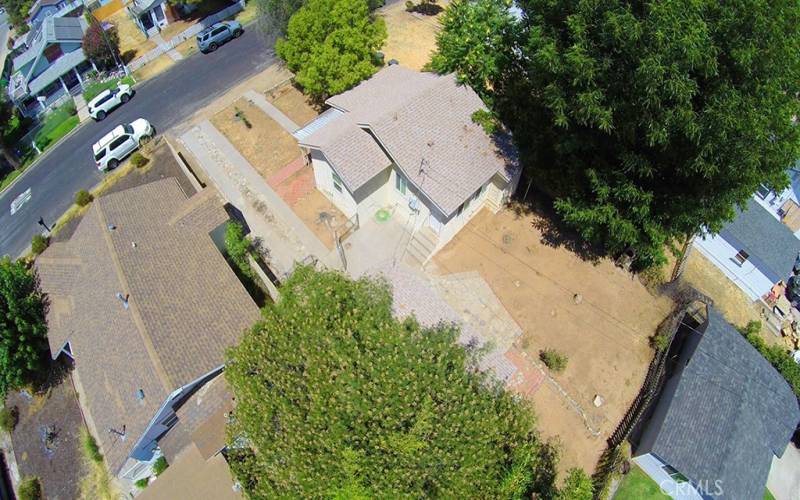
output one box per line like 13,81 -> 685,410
179,120 -> 336,276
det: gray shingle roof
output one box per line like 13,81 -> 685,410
302,66 -> 519,216
648,308 -> 800,499
719,199 -> 800,283
36,179 -> 260,473
12,16 -> 86,85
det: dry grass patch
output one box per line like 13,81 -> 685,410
108,9 -> 157,62
175,38 -> 199,58
132,54 -> 176,82
210,98 -> 302,179
432,207 -> 673,475
289,186 -> 343,250
379,0 -> 449,70
265,84 -> 319,127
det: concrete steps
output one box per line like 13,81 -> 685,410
403,226 -> 438,268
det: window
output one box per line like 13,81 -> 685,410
734,249 -> 749,265
94,149 -> 107,162
661,465 -> 688,483
472,186 -> 483,202
212,27 -> 227,36
456,202 -> 465,217
755,184 -> 772,199
332,171 -> 343,193
395,172 -> 407,195
109,136 -> 129,151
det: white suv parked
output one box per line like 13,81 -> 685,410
88,83 -> 133,121
92,119 -> 154,171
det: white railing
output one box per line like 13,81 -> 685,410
127,0 -> 246,72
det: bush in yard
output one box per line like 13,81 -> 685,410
82,17 -> 121,70
225,266 -> 563,498
134,478 -> 149,489
0,405 -> 19,432
17,476 -> 43,500
152,456 -> 168,476
224,222 -> 253,275
739,321 -> 800,398
540,348 -> 568,373
130,152 -> 149,168
555,468 -> 593,500
30,235 -> 49,256
75,190 -> 94,207
0,257 -> 48,399
81,428 -> 103,464
276,0 -> 386,102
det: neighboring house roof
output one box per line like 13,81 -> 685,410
27,47 -> 85,94
299,66 -> 519,216
29,0 -> 62,16
128,0 -> 165,16
645,308 -> 800,499
719,198 -> 800,283
36,179 -> 260,473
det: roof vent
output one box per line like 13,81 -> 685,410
388,59 -> 399,66
136,389 -> 145,401
131,241 -> 137,248
116,292 -> 129,310
107,224 -> 116,230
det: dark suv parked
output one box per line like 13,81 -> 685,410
197,21 -> 243,53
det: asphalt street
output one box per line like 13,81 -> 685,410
0,28 -> 275,258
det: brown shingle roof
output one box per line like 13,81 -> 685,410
306,66 -> 518,215
36,179 -> 260,473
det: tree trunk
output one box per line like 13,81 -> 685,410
0,144 -> 20,170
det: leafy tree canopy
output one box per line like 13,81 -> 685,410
254,0 -> 304,43
276,0 -> 386,102
0,0 -> 32,33
432,0 -> 800,268
225,266 -> 565,498
0,257 -> 48,398
82,18 -> 121,70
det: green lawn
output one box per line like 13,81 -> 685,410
764,489 -> 776,500
34,102 -> 80,152
614,465 -> 670,500
82,75 -> 136,102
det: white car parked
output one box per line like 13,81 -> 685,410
92,119 -> 154,171
87,83 -> 133,121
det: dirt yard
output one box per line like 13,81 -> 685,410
265,84 -> 319,127
108,9 -> 157,63
211,99 -> 302,179
431,208 -> 673,475
379,0 -> 449,70
7,362 -> 85,500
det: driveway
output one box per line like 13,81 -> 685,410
767,443 -> 800,500
0,28 -> 276,258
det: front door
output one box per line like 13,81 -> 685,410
140,12 -> 154,31
153,4 -> 167,26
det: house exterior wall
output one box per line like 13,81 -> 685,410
310,150 -> 359,218
693,232 -> 774,301
633,453 -> 705,500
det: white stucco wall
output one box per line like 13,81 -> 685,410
693,232 -> 775,301
633,454 -> 706,500
311,150 -> 359,218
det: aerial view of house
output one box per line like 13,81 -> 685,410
633,307 -> 800,499
34,179 -> 259,483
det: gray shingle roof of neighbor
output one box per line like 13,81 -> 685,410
13,16 -> 86,74
35,179 -> 261,473
647,308 -> 800,499
302,65 -> 519,216
719,198 -> 800,283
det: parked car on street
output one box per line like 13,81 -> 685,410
92,119 -> 154,171
197,21 -> 243,53
88,83 -> 134,121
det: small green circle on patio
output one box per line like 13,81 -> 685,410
375,208 -> 391,223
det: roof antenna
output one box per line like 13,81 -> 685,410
116,292 -> 129,310
109,425 -> 126,441
418,158 -> 428,177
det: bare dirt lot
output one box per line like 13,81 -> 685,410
265,84 -> 319,127
432,207 -> 673,474
379,0 -> 449,71
108,9 -> 157,63
210,99 -> 302,179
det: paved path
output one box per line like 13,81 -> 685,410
179,121 -> 333,275
0,29 -> 275,258
74,93 -> 90,122
243,89 -> 299,132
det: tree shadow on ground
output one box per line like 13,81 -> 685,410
30,356 -> 73,396
511,179 -> 608,265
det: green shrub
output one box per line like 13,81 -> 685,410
152,456 -> 168,476
75,190 -> 94,207
405,0 -> 414,10
31,235 -> 49,256
0,406 -> 19,432
650,331 -> 671,352
225,222 -> 253,275
130,152 -> 148,168
540,348 -> 568,373
17,477 -> 43,500
81,428 -> 103,464
134,478 -> 149,489
739,321 -> 800,397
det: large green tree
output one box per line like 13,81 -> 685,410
276,0 -> 386,102
225,266 -> 564,498
433,0 -> 800,267
254,0 -> 304,43
0,257 -> 48,398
